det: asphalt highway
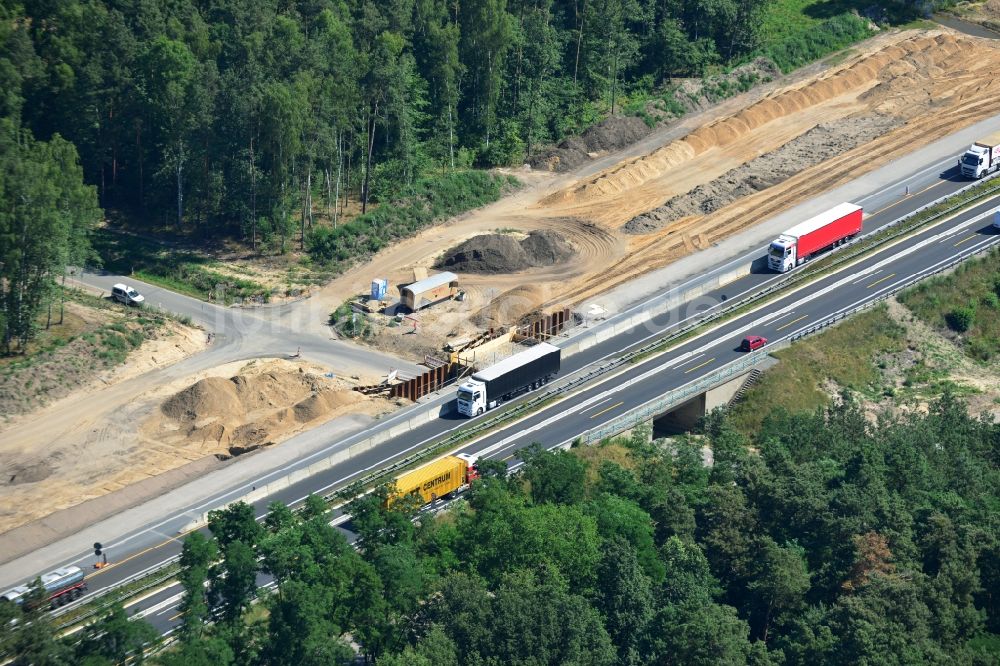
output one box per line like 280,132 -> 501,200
3,146 -> 998,634
53,163 -> 1000,634
129,184 -> 1000,635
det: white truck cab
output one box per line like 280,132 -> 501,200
960,144 -> 992,179
768,235 -> 797,272
993,209 -> 1000,231
457,380 -> 487,417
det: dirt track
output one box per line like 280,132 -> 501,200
311,29 -> 1000,330
4,27 -> 999,537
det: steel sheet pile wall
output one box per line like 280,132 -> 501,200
517,307 -> 572,341
390,363 -> 454,400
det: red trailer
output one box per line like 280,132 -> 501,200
768,203 -> 862,272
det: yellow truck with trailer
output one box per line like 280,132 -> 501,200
388,453 -> 479,506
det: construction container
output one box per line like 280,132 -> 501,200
399,271 -> 459,311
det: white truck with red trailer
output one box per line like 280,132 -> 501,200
768,203 -> 863,273
958,131 -> 1000,179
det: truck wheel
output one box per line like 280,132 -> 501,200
477,407 -> 483,416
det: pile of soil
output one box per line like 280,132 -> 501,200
158,365 -> 363,456
436,230 -> 574,274
527,115 -> 652,172
623,114 -> 903,234
473,285 -> 546,327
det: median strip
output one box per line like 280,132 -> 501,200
53,169 -> 1000,625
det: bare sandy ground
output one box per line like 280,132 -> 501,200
4,27 -> 999,538
311,29 -> 1000,346
0,357 -> 393,534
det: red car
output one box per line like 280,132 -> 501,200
740,335 -> 767,352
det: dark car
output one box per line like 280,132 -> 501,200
740,335 -> 767,352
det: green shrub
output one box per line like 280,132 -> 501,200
307,170 -> 516,269
946,306 -> 975,333
761,13 -> 874,73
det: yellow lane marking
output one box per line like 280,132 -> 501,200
684,358 -> 715,374
871,180 -> 946,216
776,315 -> 808,331
169,612 -> 183,622
501,454 -> 514,461
590,401 -> 624,419
954,234 -> 979,248
866,272 -> 897,288
86,526 -> 200,580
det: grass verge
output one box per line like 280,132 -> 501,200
898,247 -> 1000,362
728,305 -> 906,434
92,229 -> 271,304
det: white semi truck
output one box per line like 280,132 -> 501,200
456,342 -> 561,417
958,131 -> 1000,179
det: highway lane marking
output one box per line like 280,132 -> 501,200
870,179 -> 948,216
590,401 -> 624,419
684,358 -> 715,374
169,612 -> 183,622
677,353 -> 705,368
775,315 -> 808,331
852,269 -> 881,285
50,192 -> 1000,595
866,272 -> 896,288
579,397 -> 612,413
501,454 -> 515,461
954,233 -> 980,247
131,591 -> 184,620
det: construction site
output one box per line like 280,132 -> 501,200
305,29 -> 1000,362
3,25 -> 1000,537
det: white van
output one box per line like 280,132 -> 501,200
111,283 -> 145,306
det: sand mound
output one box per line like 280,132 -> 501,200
437,230 -> 573,273
154,361 -> 365,456
624,114 -> 902,234
473,285 -> 546,327
560,35 -> 954,205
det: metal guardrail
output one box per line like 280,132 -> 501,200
573,351 -> 769,445
45,172 -> 1000,620
790,236 -> 998,341
571,224 -> 1000,446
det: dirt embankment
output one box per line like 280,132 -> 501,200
436,230 -> 574,273
623,114 -> 903,234
527,115 -> 653,172
0,358 -> 395,535
151,361 -> 371,458
312,29 -> 1000,355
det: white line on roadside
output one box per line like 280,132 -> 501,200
39,182 -> 999,591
